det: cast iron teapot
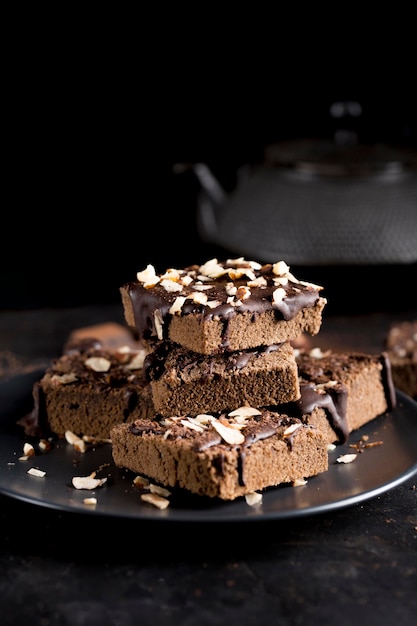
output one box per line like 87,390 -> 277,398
186,137 -> 417,266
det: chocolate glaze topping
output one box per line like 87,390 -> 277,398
143,341 -> 283,382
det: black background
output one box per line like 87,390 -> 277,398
3,24 -> 417,315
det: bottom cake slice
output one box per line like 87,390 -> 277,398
110,408 -> 328,501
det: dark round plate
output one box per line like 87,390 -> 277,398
1,372 -> 416,522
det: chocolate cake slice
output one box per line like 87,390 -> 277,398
111,407 -> 328,501
20,345 -> 154,440
285,348 -> 397,444
144,340 -> 300,417
120,257 -> 327,355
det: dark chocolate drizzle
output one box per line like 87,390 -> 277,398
143,342 -> 283,382
295,383 -> 349,443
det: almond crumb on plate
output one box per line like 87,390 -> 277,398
27,467 -> 46,478
245,492 -> 263,506
83,497 -> 97,506
336,453 -> 357,464
293,478 -> 307,487
141,493 -> 170,509
72,475 -> 107,490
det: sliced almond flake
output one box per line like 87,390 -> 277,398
160,416 -> 181,426
125,350 -> 146,370
293,478 -> 307,487
248,276 -> 267,287
154,309 -> 164,340
185,416 -> 210,429
199,258 -> 227,278
287,272 -> 299,283
160,278 -> 183,293
65,430 -> 87,453
18,455 -> 29,461
272,287 -> 286,305
180,274 -> 193,286
323,380 -> 338,389
169,296 -> 187,315
272,276 -> 289,287
228,406 -> 262,418
23,442 -> 35,457
192,283 -> 212,291
82,435 -> 112,444
205,299 -> 222,309
72,475 -> 107,490
283,423 -> 302,436
194,414 -> 216,425
85,356 -> 111,372
196,274 -> 212,282
149,483 -> 171,497
188,291 -> 208,305
336,453 -> 357,464
236,286 -> 251,300
230,416 -> 248,425
161,268 -> 181,282
27,467 -> 46,478
133,475 -> 150,488
226,256 -> 246,266
245,491 -> 263,506
272,260 -> 290,276
83,497 -> 97,505
51,372 -> 78,385
327,443 -> 337,451
65,430 -> 81,444
141,493 -> 170,509
180,418 -> 205,432
298,279 -> 323,291
211,419 -> 245,445
225,282 -> 237,296
229,268 -> 256,281
137,264 -> 159,287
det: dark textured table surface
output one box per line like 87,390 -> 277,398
1,305 -> 416,626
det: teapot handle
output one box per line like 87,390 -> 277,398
173,162 -> 227,243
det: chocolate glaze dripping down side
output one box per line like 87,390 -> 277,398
380,352 -> 397,411
294,383 -> 349,443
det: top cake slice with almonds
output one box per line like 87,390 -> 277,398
120,257 -> 327,355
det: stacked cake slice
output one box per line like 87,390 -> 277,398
111,258 -> 330,500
